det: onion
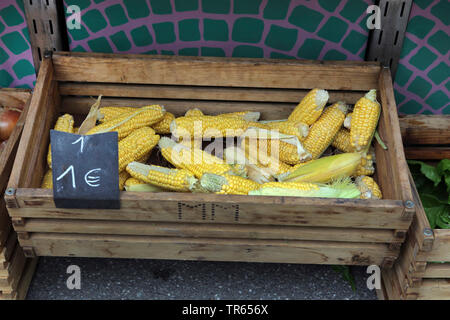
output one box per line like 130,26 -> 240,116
0,107 -> 21,141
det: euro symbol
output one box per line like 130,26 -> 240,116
84,168 -> 101,187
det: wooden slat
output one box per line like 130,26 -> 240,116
0,246 -> 26,290
366,0 -> 413,77
423,264 -> 450,279
61,96 -> 296,119
404,147 -> 450,160
21,233 -> 394,266
378,68 -> 414,213
416,279 -> 450,300
10,189 -> 408,230
427,230 -> 450,262
13,218 -> 400,244
52,52 -> 381,90
7,58 -> 55,191
399,115 -> 450,146
59,82 -> 366,104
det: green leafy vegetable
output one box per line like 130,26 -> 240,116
408,159 -> 450,229
331,265 -> 356,292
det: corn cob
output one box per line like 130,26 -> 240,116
260,120 -> 309,141
47,114 -> 75,168
303,102 -> 348,159
224,146 -> 275,184
152,112 -> 175,134
288,89 -> 329,125
124,177 -> 167,192
241,138 -> 293,175
356,176 -> 382,199
158,137 -> 245,178
41,170 -> 53,189
170,115 -> 267,139
354,153 -> 375,176
218,111 -> 261,122
344,112 -> 352,129
118,127 -> 160,172
332,128 -> 353,153
126,162 -> 197,192
249,177 -> 361,199
196,173 -> 260,195
119,171 -> 130,190
97,107 -> 138,123
277,152 -> 362,183
350,90 -> 381,151
87,105 -> 165,140
185,108 -> 204,117
242,128 -> 312,165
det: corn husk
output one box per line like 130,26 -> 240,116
277,152 -> 362,183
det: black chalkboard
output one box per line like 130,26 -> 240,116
50,130 -> 120,209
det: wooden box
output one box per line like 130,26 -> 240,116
0,89 -> 37,300
380,115 -> 450,300
5,52 -> 414,267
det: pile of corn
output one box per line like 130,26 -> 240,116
41,88 -> 383,200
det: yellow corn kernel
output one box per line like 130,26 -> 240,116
47,114 -> 75,168
197,173 -> 260,195
87,105 -> 165,140
124,177 -> 167,192
260,120 -> 309,141
350,89 -> 381,151
185,108 -> 204,117
41,170 -> 53,189
97,107 -> 138,123
152,112 -> 175,134
288,89 -> 329,125
171,115 -> 265,139
278,152 -> 362,183
218,111 -> 261,122
332,128 -> 353,153
303,102 -> 348,159
119,171 -> 130,191
159,137 -> 245,178
356,176 -> 382,199
241,138 -> 296,174
354,153 -> 375,176
126,162 -> 197,192
258,181 -> 319,191
118,127 -> 160,172
242,128 -> 312,165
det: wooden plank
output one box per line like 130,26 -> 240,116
378,69 -> 414,214
399,115 -> 450,146
427,229 -> 450,262
52,52 -> 381,90
59,82 -> 366,104
13,218 -> 400,244
61,96 -> 297,119
0,258 -> 38,300
23,0 -> 68,71
0,246 -> 26,290
423,264 -> 450,279
7,58 -> 54,191
416,279 -> 450,300
0,88 -> 30,109
404,147 -> 450,160
22,233 -> 394,265
366,0 -> 413,77
0,232 -> 17,268
11,189 -> 409,230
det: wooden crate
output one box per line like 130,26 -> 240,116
0,89 -> 38,300
5,52 -> 414,267
380,115 -> 450,300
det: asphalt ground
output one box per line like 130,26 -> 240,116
25,257 -> 378,300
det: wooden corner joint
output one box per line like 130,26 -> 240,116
22,247 -> 36,258
401,200 -> 415,220
381,257 -> 396,269
17,232 -> 30,240
4,188 -> 18,209
11,217 -> 25,227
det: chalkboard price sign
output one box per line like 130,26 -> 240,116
50,130 -> 120,209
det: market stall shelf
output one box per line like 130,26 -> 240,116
380,115 -> 450,300
0,89 -> 37,300
6,52 -> 414,267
